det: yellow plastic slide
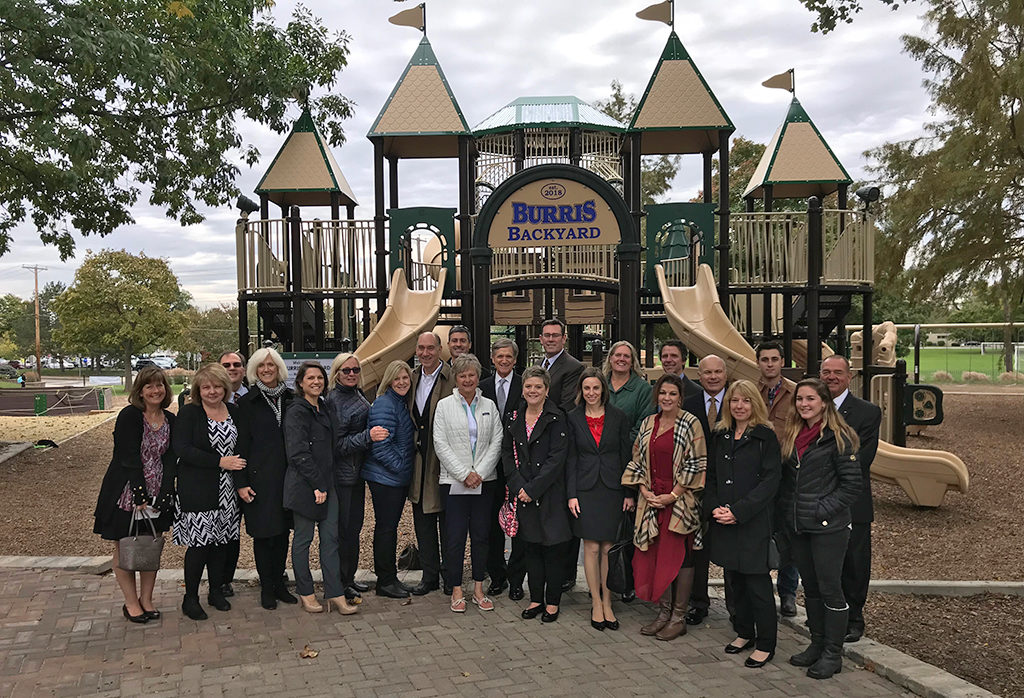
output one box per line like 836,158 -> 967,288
655,263 -> 968,507
354,268 -> 447,391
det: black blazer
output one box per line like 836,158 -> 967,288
703,424 -> 781,574
777,427 -> 862,535
683,391 -> 719,461
173,402 -> 240,513
234,388 -> 294,538
566,404 -> 631,497
502,399 -> 571,546
480,371 -> 522,425
283,397 -> 336,522
94,405 -> 177,517
541,352 -> 584,412
837,393 -> 881,523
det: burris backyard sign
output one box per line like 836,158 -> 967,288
486,178 -> 622,247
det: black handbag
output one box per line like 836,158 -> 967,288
605,510 -> 634,594
118,512 -> 164,572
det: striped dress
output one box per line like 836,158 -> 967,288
173,417 -> 241,547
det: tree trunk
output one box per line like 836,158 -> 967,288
124,347 -> 134,393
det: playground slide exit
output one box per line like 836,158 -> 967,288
655,264 -> 968,508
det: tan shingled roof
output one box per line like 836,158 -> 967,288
633,60 -> 730,130
373,65 -> 466,135
768,123 -> 848,182
260,133 -> 334,191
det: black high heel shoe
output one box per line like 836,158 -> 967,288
590,619 -> 605,631
725,639 -> 756,654
123,605 -> 149,624
603,619 -> 619,631
745,651 -> 775,668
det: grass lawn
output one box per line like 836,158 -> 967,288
915,346 -> 1018,381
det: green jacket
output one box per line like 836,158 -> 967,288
608,373 -> 655,445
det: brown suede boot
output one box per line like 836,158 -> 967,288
656,567 -> 695,641
640,586 -> 674,636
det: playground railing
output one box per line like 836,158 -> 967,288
822,209 -> 875,285
727,211 -> 808,287
491,244 -> 618,284
299,219 -> 378,292
237,218 -> 289,292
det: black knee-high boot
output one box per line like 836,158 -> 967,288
808,606 -> 848,679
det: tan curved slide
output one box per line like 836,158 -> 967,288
790,339 -> 834,369
656,263 -> 969,507
354,267 -> 447,391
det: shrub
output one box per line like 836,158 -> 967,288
164,368 -> 195,385
998,371 -> 1024,384
961,371 -> 991,383
21,371 -> 40,382
930,370 -> 953,383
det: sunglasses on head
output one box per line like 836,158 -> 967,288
221,362 -> 243,368
340,367 -> 361,375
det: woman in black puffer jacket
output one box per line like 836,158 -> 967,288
325,353 -> 390,605
777,378 -> 861,680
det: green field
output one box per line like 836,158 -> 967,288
914,346 -> 1019,382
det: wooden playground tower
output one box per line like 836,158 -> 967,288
234,10 -> 878,389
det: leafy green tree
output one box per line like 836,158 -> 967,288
867,0 -> 1024,371
594,81 -> 681,207
53,250 -> 188,389
178,303 -> 244,361
795,0 -> 911,33
0,0 -> 353,259
5,282 -> 68,363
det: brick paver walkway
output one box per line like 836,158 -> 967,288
0,568 -> 913,697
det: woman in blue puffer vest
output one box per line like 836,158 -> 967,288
362,360 -> 416,598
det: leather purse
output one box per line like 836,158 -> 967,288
498,420 -> 521,538
605,510 -> 635,594
118,512 -> 165,571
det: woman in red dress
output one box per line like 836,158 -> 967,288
622,374 -> 707,641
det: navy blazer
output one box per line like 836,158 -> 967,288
540,352 -> 584,412
480,371 -> 522,425
565,404 -> 632,497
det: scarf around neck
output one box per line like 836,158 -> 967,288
795,421 -> 822,458
255,379 -> 287,425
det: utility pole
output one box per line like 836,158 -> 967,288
22,265 -> 46,378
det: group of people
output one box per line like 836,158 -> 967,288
93,321 -> 879,681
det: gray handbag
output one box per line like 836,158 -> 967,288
118,511 -> 165,571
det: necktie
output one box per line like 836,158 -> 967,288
707,396 -> 717,424
497,377 -> 507,414
543,358 -> 551,370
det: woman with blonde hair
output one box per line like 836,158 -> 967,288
325,353 -> 389,604
602,340 -> 653,442
704,380 -> 781,668
777,378 -> 861,680
234,347 -> 296,610
363,360 -> 416,599
173,363 -> 245,621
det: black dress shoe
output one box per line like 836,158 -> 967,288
620,589 -> 637,603
274,585 -> 298,604
261,587 -> 278,610
344,586 -> 363,603
181,596 -> 208,621
376,581 -> 411,599
541,610 -> 560,623
560,579 -> 576,593
521,605 -> 543,620
487,580 -> 509,597
123,605 -> 149,624
220,583 -> 235,598
443,583 -> 454,596
745,651 -> 775,668
508,586 -> 524,601
207,591 -> 231,612
684,608 -> 707,625
590,619 -> 605,631
844,625 -> 864,643
603,619 -> 620,631
350,580 -> 370,593
725,639 -> 756,654
410,581 -> 439,596
141,609 -> 161,621
779,595 -> 797,617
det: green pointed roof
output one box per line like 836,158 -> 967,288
743,97 -> 853,200
256,108 -> 358,208
628,32 -> 734,154
368,36 -> 470,158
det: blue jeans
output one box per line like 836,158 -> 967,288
777,563 -> 800,598
292,488 -> 342,599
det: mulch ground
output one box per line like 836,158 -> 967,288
0,392 -> 1020,695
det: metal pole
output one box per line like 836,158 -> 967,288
913,324 -> 921,384
288,206 -> 304,351
717,131 -> 731,309
862,290 -> 873,397
805,197 -> 823,376
372,138 -> 388,318
893,358 -> 907,447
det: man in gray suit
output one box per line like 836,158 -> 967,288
537,318 -> 583,412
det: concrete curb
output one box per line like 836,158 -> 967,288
709,577 -> 1024,597
0,555 -> 112,575
0,441 -> 32,466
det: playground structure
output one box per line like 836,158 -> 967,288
231,6 -> 967,507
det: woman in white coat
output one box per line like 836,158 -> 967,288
434,354 -> 504,613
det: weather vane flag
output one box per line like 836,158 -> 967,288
389,3 -> 426,33
636,0 -> 673,27
762,69 -> 795,93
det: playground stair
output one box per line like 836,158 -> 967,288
258,299 -> 316,350
790,292 -> 852,339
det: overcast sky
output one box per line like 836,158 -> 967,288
0,0 -> 931,306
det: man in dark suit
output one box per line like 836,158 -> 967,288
659,340 -> 702,398
408,331 -> 453,596
448,325 -> 490,380
480,338 -> 524,599
537,318 -> 583,412
821,355 -> 881,643
681,354 -> 728,626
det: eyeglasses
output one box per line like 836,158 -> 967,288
221,362 -> 243,369
340,367 -> 361,375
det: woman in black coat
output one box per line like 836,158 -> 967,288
502,365 -> 570,622
233,347 -> 297,610
325,352 -> 389,605
93,366 -> 176,623
777,378 -> 861,680
173,363 -> 246,621
566,367 -> 633,631
704,380 -> 782,668
283,361 -> 357,616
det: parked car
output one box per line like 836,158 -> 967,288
133,358 -> 157,371
0,363 -> 17,379
149,356 -> 177,369
7,360 -> 21,369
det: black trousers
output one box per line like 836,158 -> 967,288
222,537 -> 240,586
726,570 -> 777,652
688,546 -> 711,612
790,527 -> 850,609
252,532 -> 289,590
507,537 -> 527,589
487,478 -> 510,586
412,500 -> 446,586
523,540 -> 571,606
184,543 -> 228,598
841,522 -> 871,623
368,481 -> 407,586
564,537 -> 581,585
443,481 -> 497,588
336,481 -> 366,587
